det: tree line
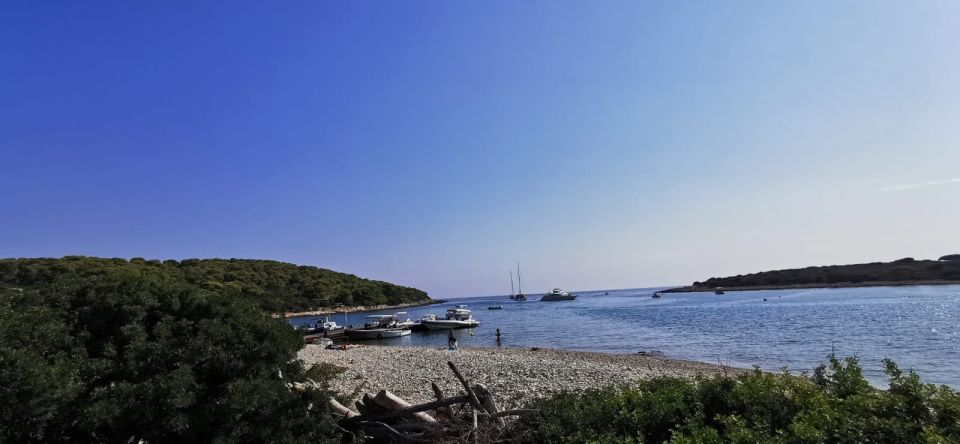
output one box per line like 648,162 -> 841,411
680,255 -> 960,291
0,256 -> 430,312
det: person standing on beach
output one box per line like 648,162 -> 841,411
448,329 -> 459,351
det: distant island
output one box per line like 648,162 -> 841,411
0,256 -> 431,312
665,254 -> 960,293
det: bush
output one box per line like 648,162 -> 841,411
517,356 -> 960,443
0,273 -> 342,443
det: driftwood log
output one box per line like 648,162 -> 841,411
432,382 -> 456,421
473,383 -> 505,426
320,359 -> 538,442
372,390 -> 437,423
329,398 -> 359,418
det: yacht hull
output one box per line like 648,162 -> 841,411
345,328 -> 411,340
540,295 -> 577,301
421,320 -> 479,330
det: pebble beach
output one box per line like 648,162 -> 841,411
298,345 -> 741,409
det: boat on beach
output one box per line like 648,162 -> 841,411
345,315 -> 412,340
297,316 -> 345,339
420,307 -> 480,330
541,288 -> 577,301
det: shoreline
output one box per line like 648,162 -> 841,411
298,345 -> 743,409
274,299 -> 445,318
663,280 -> 960,293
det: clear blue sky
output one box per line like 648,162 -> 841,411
2,1 -> 959,298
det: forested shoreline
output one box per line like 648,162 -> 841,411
0,256 -> 430,312
3,256 -> 959,442
668,255 -> 960,293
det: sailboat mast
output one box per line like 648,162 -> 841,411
517,262 -> 523,294
510,270 -> 515,295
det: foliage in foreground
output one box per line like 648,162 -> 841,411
517,356 -> 960,443
0,256 -> 430,312
0,275 -> 343,443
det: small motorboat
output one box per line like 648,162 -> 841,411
296,316 -> 345,339
652,292 -> 662,299
345,315 -> 412,340
487,305 -> 503,310
714,287 -> 725,295
393,312 -> 415,329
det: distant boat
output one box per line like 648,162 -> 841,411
652,292 -> 662,299
541,288 -> 577,301
488,305 -> 503,310
508,264 -> 527,301
715,287 -> 725,295
420,307 -> 480,330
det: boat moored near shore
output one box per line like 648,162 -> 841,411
420,307 -> 480,330
345,315 -> 412,340
296,316 -> 345,339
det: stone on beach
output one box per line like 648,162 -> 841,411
297,345 -> 738,410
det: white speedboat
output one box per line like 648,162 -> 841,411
540,288 -> 577,301
345,315 -> 412,340
393,312 -> 416,329
420,307 -> 480,330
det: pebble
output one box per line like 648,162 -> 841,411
297,345 -> 740,410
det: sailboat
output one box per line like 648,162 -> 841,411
508,264 -> 527,301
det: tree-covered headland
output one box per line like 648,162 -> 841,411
669,255 -> 960,292
0,256 -> 430,312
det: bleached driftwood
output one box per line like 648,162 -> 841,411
330,358 -> 540,442
371,390 -> 437,423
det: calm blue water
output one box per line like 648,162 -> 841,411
291,285 -> 960,387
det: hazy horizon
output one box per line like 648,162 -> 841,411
3,2 -> 959,298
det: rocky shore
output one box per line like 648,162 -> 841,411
298,345 -> 741,409
275,299 -> 445,318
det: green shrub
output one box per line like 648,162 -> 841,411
518,356 -> 960,443
0,273 -> 342,443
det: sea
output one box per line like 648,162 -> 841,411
290,285 -> 960,388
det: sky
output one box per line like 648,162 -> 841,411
2,1 -> 959,298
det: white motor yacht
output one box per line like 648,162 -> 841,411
420,307 -> 480,330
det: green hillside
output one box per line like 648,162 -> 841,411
0,256 -> 430,312
669,255 -> 960,292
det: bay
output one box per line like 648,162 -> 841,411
292,284 -> 960,387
